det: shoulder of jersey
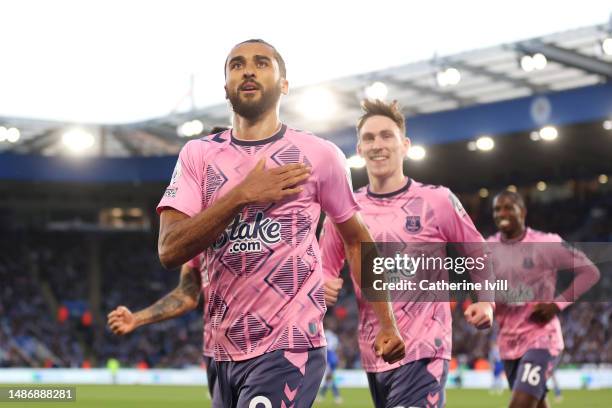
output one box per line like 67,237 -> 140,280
182,131 -> 231,155
193,131 -> 230,146
290,127 -> 336,148
529,228 -> 562,242
411,180 -> 452,199
486,232 -> 501,242
354,185 -> 368,199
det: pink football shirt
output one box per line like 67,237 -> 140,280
320,178 -> 489,372
487,228 -> 599,360
158,125 -> 359,361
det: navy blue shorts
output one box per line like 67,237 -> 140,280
367,358 -> 449,408
216,347 -> 326,408
203,356 -> 222,408
503,349 -> 557,401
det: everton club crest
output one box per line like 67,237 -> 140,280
405,215 -> 422,234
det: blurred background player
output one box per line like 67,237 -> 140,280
550,368 -> 563,402
317,321 -> 342,404
156,39 -> 405,407
106,257 -> 221,407
489,339 -> 504,395
488,190 -> 600,408
320,99 -> 494,408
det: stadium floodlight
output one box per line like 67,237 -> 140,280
6,127 -> 20,143
479,188 -> 489,198
475,136 -> 495,151
539,126 -> 558,141
603,120 -> 612,130
599,174 -> 609,184
347,155 -> 366,169
178,120 -> 204,137
529,131 -> 541,141
532,53 -> 547,70
467,141 -> 477,151
602,38 -> 612,56
62,128 -> 95,153
296,87 -> 338,120
520,55 -> 535,72
520,54 -> 547,72
436,67 -> 461,87
365,81 -> 388,100
128,208 -> 143,217
0,126 -> 7,142
536,181 -> 547,191
407,145 -> 426,161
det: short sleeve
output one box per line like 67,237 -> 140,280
318,142 -> 360,223
157,141 -> 203,217
320,216 -> 346,279
436,188 -> 485,243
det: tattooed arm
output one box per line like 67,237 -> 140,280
107,263 -> 201,335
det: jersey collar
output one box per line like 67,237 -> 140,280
367,177 -> 412,199
230,124 -> 287,146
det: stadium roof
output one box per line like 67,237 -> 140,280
1,23 -> 611,157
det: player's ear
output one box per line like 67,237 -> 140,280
403,137 -> 411,157
224,85 -> 229,100
356,139 -> 363,157
280,79 -> 289,95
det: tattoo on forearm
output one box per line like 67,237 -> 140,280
143,293 -> 188,324
179,269 -> 201,301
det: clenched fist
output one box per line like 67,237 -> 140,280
107,306 -> 137,335
464,302 -> 494,330
324,278 -> 343,307
374,326 -> 406,364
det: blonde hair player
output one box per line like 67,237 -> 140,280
320,99 -> 494,408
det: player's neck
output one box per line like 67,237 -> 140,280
501,226 -> 527,242
368,172 -> 407,195
232,109 -> 281,141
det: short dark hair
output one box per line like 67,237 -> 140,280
493,190 -> 526,209
357,99 -> 406,137
225,39 -> 286,79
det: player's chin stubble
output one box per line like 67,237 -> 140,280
228,83 -> 282,121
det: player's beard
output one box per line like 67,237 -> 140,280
228,80 -> 282,121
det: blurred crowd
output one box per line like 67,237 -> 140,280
0,188 -> 611,369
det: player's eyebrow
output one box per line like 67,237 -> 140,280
254,55 -> 272,63
227,55 -> 246,67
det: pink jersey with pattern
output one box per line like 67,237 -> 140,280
187,255 -> 213,357
320,178 -> 488,372
158,125 -> 359,361
487,228 -> 599,360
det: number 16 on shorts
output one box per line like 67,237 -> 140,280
520,363 -> 542,386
